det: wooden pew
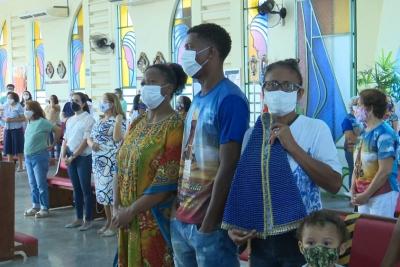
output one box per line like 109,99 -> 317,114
47,158 -> 104,219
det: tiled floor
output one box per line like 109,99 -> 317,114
1,167 -> 353,267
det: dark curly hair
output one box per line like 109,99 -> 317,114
264,58 -> 303,86
146,63 -> 187,96
188,23 -> 232,61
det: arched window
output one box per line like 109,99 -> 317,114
118,5 -> 136,89
244,0 -> 269,125
70,6 -> 85,91
171,0 -> 192,97
0,21 -> 8,91
33,21 -> 45,91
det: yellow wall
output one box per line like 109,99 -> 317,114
357,0 -> 400,71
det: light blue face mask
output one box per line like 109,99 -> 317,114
181,47 -> 210,77
100,102 -> 111,113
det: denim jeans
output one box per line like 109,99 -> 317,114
170,218 -> 239,267
67,154 -> 93,221
48,132 -> 61,158
25,150 -> 50,210
250,230 -> 305,267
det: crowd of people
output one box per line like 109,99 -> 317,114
0,22 -> 399,267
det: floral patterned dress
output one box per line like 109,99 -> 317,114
90,117 -> 126,205
117,112 -> 183,267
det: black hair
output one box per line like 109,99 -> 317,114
72,92 -> 90,113
21,90 -> 33,107
133,94 -> 141,110
146,63 -> 187,95
179,96 -> 192,112
297,210 -> 349,244
6,83 -> 15,89
115,88 -> 123,96
359,88 -> 388,119
188,23 -> 232,61
264,58 -> 303,86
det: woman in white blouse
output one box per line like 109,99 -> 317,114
61,92 -> 95,231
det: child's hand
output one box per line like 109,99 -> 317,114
228,229 -> 256,246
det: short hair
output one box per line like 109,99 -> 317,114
6,84 -> 15,89
264,58 -> 303,86
179,96 -> 192,112
359,89 -> 387,119
297,210 -> 349,244
25,101 -> 45,120
50,95 -> 59,105
103,92 -> 126,119
7,92 -> 19,103
114,88 -> 123,95
188,23 -> 232,61
146,63 -> 187,95
72,92 -> 90,113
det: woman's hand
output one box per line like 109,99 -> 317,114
112,206 -> 134,229
115,114 -> 123,124
64,156 -> 73,166
228,229 -> 257,246
92,142 -> 100,152
352,191 -> 371,206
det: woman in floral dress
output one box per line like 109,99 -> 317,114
112,63 -> 187,267
88,93 -> 126,236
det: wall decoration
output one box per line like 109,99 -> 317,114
153,51 -> 166,65
33,21 -> 45,91
46,61 -> 54,78
70,6 -> 85,90
118,5 -> 136,88
0,21 -> 8,91
57,60 -> 66,79
12,65 -> 27,94
137,52 -> 149,73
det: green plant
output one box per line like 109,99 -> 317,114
357,50 -> 400,100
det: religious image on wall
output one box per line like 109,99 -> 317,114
33,21 -> 45,91
0,21 -> 8,91
71,6 -> 85,90
297,0 -> 351,142
119,5 -> 136,88
13,65 -> 27,94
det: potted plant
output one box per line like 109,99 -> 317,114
357,50 -> 400,100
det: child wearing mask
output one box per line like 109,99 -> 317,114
297,210 -> 349,267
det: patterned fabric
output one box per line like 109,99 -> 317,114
354,121 -> 399,194
176,78 -> 249,224
302,246 -> 340,267
116,112 -> 183,267
222,113 -> 307,237
90,117 -> 126,205
338,213 -> 361,266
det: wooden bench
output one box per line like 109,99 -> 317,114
14,232 -> 38,257
47,158 -> 104,219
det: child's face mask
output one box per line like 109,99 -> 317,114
302,245 -> 339,267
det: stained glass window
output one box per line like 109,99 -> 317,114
0,21 -> 8,91
297,0 -> 355,141
118,5 -> 136,89
70,6 -> 85,90
244,0 -> 269,125
171,0 -> 192,98
33,21 -> 45,91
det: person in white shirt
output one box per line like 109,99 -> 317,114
61,92 -> 95,231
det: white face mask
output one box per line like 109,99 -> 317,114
7,98 -> 14,105
181,47 -> 210,77
24,110 -> 34,119
264,90 -> 298,116
140,85 -> 165,110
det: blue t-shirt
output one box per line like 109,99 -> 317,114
176,78 -> 249,224
62,102 -> 74,118
356,122 -> 399,193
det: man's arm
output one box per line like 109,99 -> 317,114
199,141 -> 241,233
381,218 -> 400,267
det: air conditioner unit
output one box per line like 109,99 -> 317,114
19,6 -> 69,21
108,0 -> 157,6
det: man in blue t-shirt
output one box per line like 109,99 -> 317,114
171,23 -> 249,267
